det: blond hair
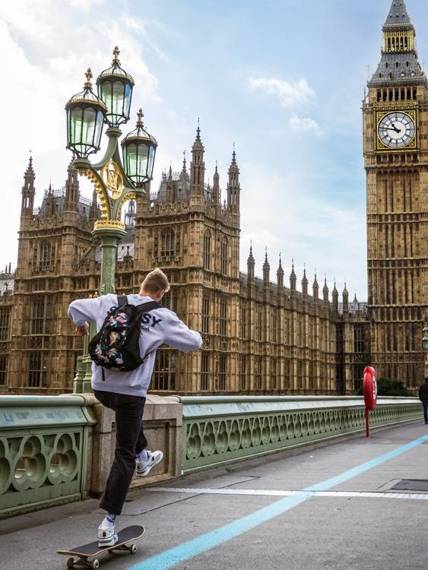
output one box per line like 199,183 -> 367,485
140,268 -> 170,294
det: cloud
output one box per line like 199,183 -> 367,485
249,77 -> 315,108
239,163 -> 367,298
0,0 -> 165,270
289,114 -> 323,136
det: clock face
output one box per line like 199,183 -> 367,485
378,112 -> 416,149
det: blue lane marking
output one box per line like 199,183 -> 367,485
129,433 -> 428,570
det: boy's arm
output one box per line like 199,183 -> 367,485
68,296 -> 109,326
163,312 -> 203,352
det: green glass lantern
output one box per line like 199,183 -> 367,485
65,69 -> 107,158
121,109 -> 157,187
96,47 -> 134,128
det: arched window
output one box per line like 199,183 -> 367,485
220,238 -> 228,275
39,241 -> 54,272
160,228 -> 175,257
203,231 -> 211,270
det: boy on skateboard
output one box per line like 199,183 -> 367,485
68,269 -> 202,547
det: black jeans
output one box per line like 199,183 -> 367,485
94,390 -> 147,515
423,404 -> 428,423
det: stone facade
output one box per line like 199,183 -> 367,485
363,0 -> 428,388
0,129 -> 369,396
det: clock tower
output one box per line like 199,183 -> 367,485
364,0 -> 428,387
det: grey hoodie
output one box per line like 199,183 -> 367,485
68,293 -> 202,397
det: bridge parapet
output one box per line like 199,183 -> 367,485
0,394 -> 421,518
180,396 -> 421,473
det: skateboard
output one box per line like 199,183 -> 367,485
57,525 -> 145,569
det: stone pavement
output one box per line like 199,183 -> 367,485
1,421 -> 427,570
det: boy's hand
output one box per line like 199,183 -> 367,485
75,323 -> 89,336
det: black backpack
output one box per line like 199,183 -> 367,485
88,295 -> 160,372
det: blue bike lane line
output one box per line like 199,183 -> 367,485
128,433 -> 428,570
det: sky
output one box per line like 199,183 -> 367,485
1,0 -> 428,299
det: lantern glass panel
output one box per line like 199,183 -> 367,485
123,82 -> 132,120
82,107 -> 96,149
147,145 -> 156,180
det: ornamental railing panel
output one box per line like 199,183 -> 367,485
180,396 -> 421,473
0,395 -> 95,518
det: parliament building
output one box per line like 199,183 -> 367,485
0,0 -> 425,396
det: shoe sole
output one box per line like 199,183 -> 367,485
136,452 -> 164,477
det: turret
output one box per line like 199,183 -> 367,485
323,277 -> 329,303
247,244 -> 255,284
227,149 -> 240,212
332,282 -> 339,313
21,156 -> 35,218
342,283 -> 349,314
302,268 -> 308,298
263,249 -> 270,286
290,261 -> 297,293
125,199 -> 136,227
64,161 -> 80,210
212,163 -> 220,205
190,124 -> 205,195
313,274 -> 319,301
277,254 -> 284,288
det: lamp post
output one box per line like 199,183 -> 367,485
66,47 -> 157,392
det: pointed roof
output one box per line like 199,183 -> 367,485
192,122 -> 204,152
277,253 -> 284,276
247,243 -> 255,265
25,155 -> 35,178
383,0 -> 411,30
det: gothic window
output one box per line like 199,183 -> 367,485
31,296 -> 53,334
162,289 -> 178,312
240,304 -> 247,339
220,238 -> 228,275
256,306 -> 263,341
160,228 -> 175,257
219,297 -> 227,337
201,352 -> 209,391
39,241 -> 54,272
272,311 -> 277,343
255,357 -> 262,390
203,231 -> 211,270
28,352 -> 48,388
354,327 -> 364,353
152,349 -> 176,391
0,307 -> 10,340
271,358 -> 277,390
202,295 -> 210,334
239,355 -> 247,391
217,353 -> 227,391
0,355 -> 7,385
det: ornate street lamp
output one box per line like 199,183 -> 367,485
66,47 -> 157,392
96,46 -> 134,127
122,109 -> 157,187
66,69 -> 107,158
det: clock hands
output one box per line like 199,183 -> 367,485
385,124 -> 401,133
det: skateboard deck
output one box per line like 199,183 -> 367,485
58,525 -> 145,569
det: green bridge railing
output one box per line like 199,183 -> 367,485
0,395 -> 96,518
180,396 -> 421,473
0,394 -> 422,517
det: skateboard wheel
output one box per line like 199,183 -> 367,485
130,544 -> 137,554
66,558 -> 75,568
91,559 -> 100,569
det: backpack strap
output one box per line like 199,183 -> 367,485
117,294 -> 128,307
135,300 -> 161,315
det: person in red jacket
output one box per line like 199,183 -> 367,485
418,377 -> 428,425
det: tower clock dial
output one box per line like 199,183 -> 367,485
378,112 -> 416,149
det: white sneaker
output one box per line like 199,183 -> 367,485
98,518 -> 118,547
135,450 -> 164,477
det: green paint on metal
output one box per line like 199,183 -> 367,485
181,398 -> 421,473
0,397 -> 95,518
